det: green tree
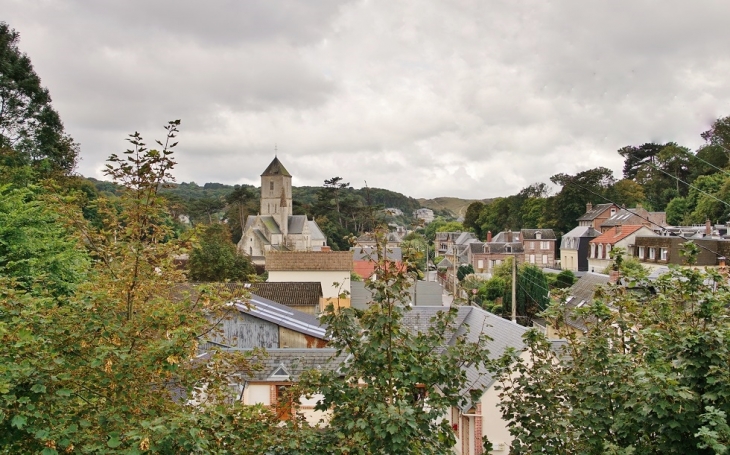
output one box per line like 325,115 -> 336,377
497,255 -> 730,454
666,196 -> 689,225
0,121 -> 290,453
0,23 -> 78,176
554,269 -> 575,289
457,263 -> 475,281
188,223 -> 255,282
463,201 -> 485,238
299,230 -> 494,454
550,167 -> 616,234
503,264 -> 550,326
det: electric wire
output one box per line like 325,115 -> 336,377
647,162 -> 730,209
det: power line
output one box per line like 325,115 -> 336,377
647,162 -> 730,210
681,147 -> 730,179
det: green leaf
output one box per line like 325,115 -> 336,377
11,414 -> 27,429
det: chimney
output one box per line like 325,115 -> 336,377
609,270 -> 620,284
486,231 -> 492,243
321,246 -> 331,252
706,219 -> 712,236
615,225 -> 621,235
586,202 -> 593,212
507,231 -> 512,242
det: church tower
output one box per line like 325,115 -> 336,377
260,157 -> 292,234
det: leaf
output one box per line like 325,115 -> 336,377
11,414 -> 27,429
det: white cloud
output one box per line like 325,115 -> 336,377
3,0 -> 730,198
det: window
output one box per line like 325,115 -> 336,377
649,247 -> 656,260
541,241 -> 550,250
505,246 -> 512,253
660,248 -> 668,261
542,254 -> 548,264
590,243 -> 596,258
530,254 -> 535,264
477,260 -> 484,269
269,181 -> 274,191
638,246 -> 645,259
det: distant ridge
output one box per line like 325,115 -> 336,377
417,197 -> 493,218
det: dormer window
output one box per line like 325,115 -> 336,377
536,232 -> 542,240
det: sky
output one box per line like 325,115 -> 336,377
4,0 -> 730,199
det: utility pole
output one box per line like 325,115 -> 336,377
453,245 -> 458,300
511,253 -> 517,323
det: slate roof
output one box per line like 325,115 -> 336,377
469,242 -> 486,254
561,272 -> 611,331
520,229 -> 557,240
239,348 -> 344,381
260,216 -> 282,235
560,226 -> 600,249
402,306 -> 528,410
491,231 -> 521,243
455,232 -> 477,245
577,203 -> 616,221
232,294 -> 327,340
590,225 -> 645,245
486,242 -> 524,254
261,157 -> 292,177
308,220 -> 326,241
288,215 -> 307,234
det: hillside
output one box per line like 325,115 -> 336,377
417,197 -> 492,218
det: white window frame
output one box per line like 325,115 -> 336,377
542,254 -> 548,264
649,247 -> 656,260
660,248 -> 668,261
638,246 -> 645,259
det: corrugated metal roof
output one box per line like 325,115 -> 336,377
233,294 -> 328,340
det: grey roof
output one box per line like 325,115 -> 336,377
601,208 -> 639,227
469,242 -> 486,254
308,220 -> 326,241
577,203 -> 615,221
261,157 -> 292,177
402,306 -> 528,410
253,229 -> 270,245
437,257 -> 453,268
240,348 -> 344,381
245,282 -> 322,307
561,272 -> 611,331
288,215 -> 307,234
486,242 -> 524,254
520,229 -> 557,240
560,226 -> 600,249
455,232 -> 477,245
351,246 -> 403,261
259,216 -> 282,235
491,231 -> 521,243
233,294 -> 328,340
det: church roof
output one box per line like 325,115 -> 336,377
261,157 -> 291,177
288,215 -> 308,234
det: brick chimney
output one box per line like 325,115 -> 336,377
586,202 -> 593,212
321,246 -> 331,252
507,231 -> 512,242
706,219 -> 712,236
486,231 -> 492,242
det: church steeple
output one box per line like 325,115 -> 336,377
260,157 -> 292,223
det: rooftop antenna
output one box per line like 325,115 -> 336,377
274,143 -> 277,157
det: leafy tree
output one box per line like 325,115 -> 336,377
463,201 -> 485,237
690,144 -> 729,181
0,121 -> 289,453
188,223 -> 255,282
503,264 -> 550,326
554,269 -> 575,289
0,23 -> 78,176
701,115 -> 730,151
607,179 -> 645,208
224,184 -> 258,243
299,230 -> 494,454
497,256 -> 730,454
550,167 -> 616,234
457,263 -> 475,281
666,196 -> 689,225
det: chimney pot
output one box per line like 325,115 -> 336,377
706,219 -> 712,236
486,231 -> 492,242
586,202 -> 593,212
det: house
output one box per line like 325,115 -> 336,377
351,246 -> 404,280
400,306 -> 529,454
204,293 -> 328,350
384,207 -> 404,217
633,236 -> 730,271
436,232 -> 462,256
544,272 -> 612,339
349,280 -> 444,308
442,232 -> 479,263
520,229 -> 557,267
413,208 -> 435,224
355,231 -> 402,249
265,250 -> 354,310
600,205 -> 667,233
560,226 -> 600,272
469,233 -> 524,276
588,225 -> 656,272
245,282 -> 323,315
577,202 -> 621,230
237,348 -> 344,424
238,157 -> 327,265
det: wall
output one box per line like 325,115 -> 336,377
279,327 -> 327,348
211,312 -> 279,349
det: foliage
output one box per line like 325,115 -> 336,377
497,255 -> 730,454
0,23 -> 78,177
549,167 -> 616,233
554,269 -> 576,289
298,230 -> 495,454
0,121 -> 285,453
188,223 -> 255,282
503,264 -> 550,326
457,263 -> 475,281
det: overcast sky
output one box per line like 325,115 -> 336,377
4,0 -> 730,199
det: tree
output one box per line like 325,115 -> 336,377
550,167 -> 616,234
618,142 -> 665,180
299,230 -> 494,454
554,269 -> 575,289
0,23 -> 78,176
463,201 -> 485,238
607,179 -> 645,208
188,223 -> 255,282
0,121 -> 287,453
457,263 -> 475,281
503,264 -> 550,326
666,196 -> 689,225
496,251 -> 730,454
